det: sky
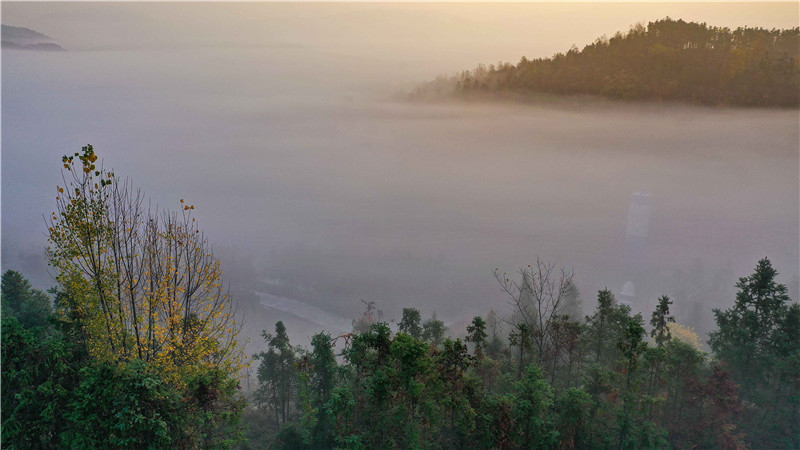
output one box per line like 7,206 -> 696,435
3,3 -> 798,55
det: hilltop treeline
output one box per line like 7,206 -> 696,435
411,19 -> 800,107
241,258 -> 799,449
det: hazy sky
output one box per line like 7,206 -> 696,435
4,3 -> 798,66
4,3 -> 797,94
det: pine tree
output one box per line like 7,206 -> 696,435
466,316 -> 488,356
709,258 -> 798,447
398,307 -> 422,339
255,321 -> 296,427
650,296 -> 675,348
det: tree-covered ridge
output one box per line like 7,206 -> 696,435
411,19 -> 800,107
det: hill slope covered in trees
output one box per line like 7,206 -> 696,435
411,19 -> 800,107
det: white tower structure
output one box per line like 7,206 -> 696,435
621,192 -> 652,309
626,192 -> 652,250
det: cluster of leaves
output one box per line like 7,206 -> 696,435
245,258 -> 798,449
412,18 -> 799,107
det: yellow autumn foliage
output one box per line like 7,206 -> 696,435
47,145 -> 245,386
668,322 -> 703,351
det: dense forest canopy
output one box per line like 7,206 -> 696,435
411,19 -> 800,107
236,258 -> 799,449
5,255 -> 798,448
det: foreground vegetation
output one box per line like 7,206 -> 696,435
2,148 -> 798,449
2,146 -> 246,448
242,258 -> 799,449
2,273 -> 244,447
412,19 -> 800,107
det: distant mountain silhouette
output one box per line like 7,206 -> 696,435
3,25 -> 52,40
2,25 -> 66,51
2,40 -> 65,51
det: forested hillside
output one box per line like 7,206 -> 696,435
411,19 -> 800,107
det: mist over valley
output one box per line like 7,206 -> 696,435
3,4 -> 799,448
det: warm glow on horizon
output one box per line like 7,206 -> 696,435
4,3 -> 798,53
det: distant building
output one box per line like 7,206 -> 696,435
625,192 -> 652,259
619,281 -> 635,307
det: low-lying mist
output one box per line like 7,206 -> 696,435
3,3 -> 798,349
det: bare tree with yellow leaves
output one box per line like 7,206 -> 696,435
47,145 -> 244,384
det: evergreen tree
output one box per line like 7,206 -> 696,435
710,258 -> 791,386
466,316 -> 488,356
584,289 -> 629,368
485,310 -> 505,359
616,314 -> 649,449
554,387 -> 593,449
398,307 -> 422,339
308,332 -> 337,449
509,323 -> 532,379
649,295 -> 675,348
549,315 -> 585,388
508,364 -> 559,449
254,321 -> 296,428
435,338 -> 476,449
1,269 -> 53,332
709,258 -> 799,448
422,313 -> 447,347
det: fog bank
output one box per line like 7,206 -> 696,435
3,3 -> 798,345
